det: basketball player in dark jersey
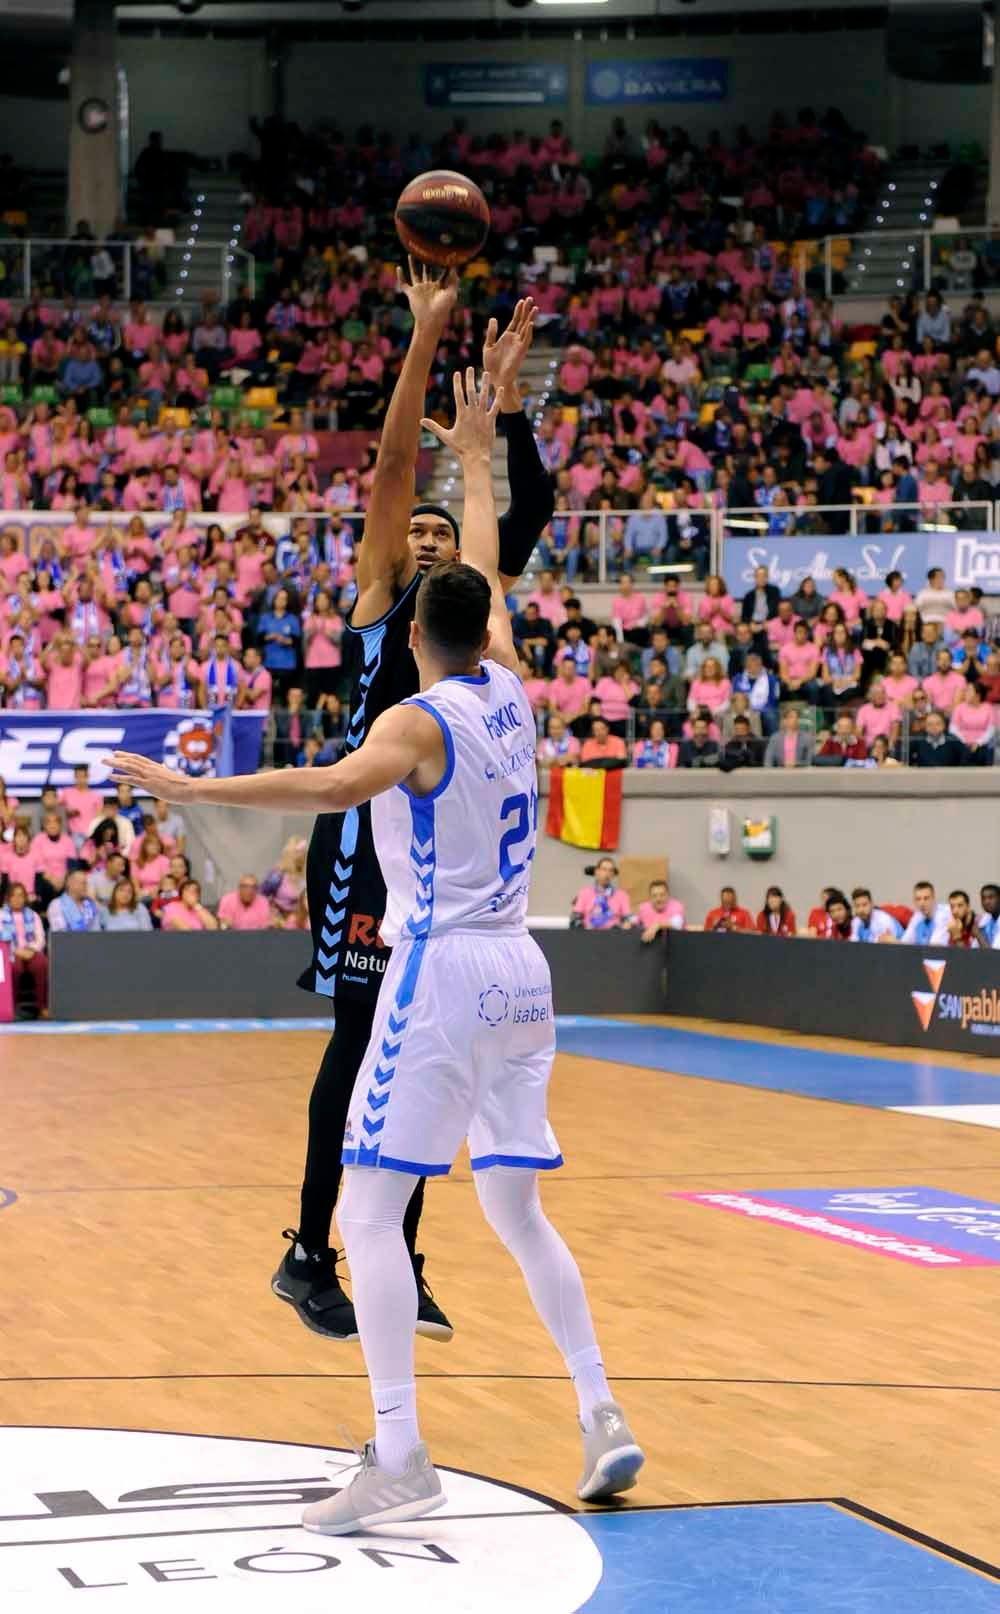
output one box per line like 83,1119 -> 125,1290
272,268 -> 553,1340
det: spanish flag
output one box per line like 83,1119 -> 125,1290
546,767 -> 623,851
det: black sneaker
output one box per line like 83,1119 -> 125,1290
413,1253 -> 454,1342
271,1229 -> 359,1341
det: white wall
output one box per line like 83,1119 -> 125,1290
117,36 -> 269,162
528,772 -> 1000,925
0,29 -> 988,179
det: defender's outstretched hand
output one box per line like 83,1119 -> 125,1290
483,297 -> 537,397
396,257 -> 459,331
421,367 -> 501,462
107,752 -> 194,804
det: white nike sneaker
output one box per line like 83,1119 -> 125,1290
302,1440 -> 446,1536
576,1402 -> 645,1502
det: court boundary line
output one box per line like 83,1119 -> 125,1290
832,1498 -> 1000,1583
2,1373 -> 999,1392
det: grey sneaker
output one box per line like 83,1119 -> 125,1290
576,1402 -> 645,1502
302,1440 -> 446,1536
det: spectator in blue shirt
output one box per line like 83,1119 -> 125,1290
257,588 -> 302,701
60,341 -> 103,403
915,292 -> 951,348
731,651 -> 780,735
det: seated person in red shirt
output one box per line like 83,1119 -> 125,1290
756,885 -> 798,936
580,715 -> 627,767
817,712 -> 867,762
704,886 -> 754,932
571,857 -> 633,930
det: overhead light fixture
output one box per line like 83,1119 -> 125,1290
536,1 -> 610,7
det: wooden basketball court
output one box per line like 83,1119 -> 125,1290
2,1015 -> 999,1610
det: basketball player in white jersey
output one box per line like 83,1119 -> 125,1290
109,369 -> 644,1534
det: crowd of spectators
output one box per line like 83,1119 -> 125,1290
0,768 -> 311,1015
571,863 -> 1000,949
521,565 -> 999,768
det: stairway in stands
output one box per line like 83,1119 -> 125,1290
159,173 -> 248,308
844,158 -> 946,296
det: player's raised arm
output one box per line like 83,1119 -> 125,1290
107,703 -> 445,814
420,369 -> 518,675
483,299 -> 555,588
355,260 -> 458,623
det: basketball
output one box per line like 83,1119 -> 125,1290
394,169 -> 491,268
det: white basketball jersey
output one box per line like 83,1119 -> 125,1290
371,659 -> 538,945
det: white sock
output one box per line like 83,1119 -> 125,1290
475,1168 -> 611,1433
568,1347 -> 612,1431
338,1168 -> 423,1477
373,1380 -> 420,1475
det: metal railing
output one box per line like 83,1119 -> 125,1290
810,226 -> 1000,297
535,501 -> 1000,584
0,239 -> 255,306
526,704 -> 999,770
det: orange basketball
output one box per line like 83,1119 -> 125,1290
394,169 -> 491,268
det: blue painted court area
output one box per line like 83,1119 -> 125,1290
556,1017 -> 1000,1113
576,1503 -> 1000,1613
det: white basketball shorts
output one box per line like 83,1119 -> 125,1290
341,929 -> 561,1176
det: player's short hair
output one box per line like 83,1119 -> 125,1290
851,887 -> 871,902
416,561 -> 491,663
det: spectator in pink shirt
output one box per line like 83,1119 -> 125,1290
944,588 -> 985,645
856,681 -> 901,746
124,301 -> 158,356
162,878 -> 219,931
882,652 -> 919,707
130,829 -> 172,899
43,635 -> 84,708
923,648 -> 968,713
218,874 -> 273,930
637,878 -> 686,942
547,654 -> 591,724
236,645 -> 272,710
568,448 -> 603,503
688,656 -> 731,716
778,622 -> 820,700
527,570 -> 567,629
610,576 -> 649,640
59,764 -> 103,846
950,682 -> 995,761
917,460 -> 952,505
1,825 -> 38,896
592,662 -> 639,729
829,568 -> 867,625
698,575 -> 738,637
275,409 -> 319,470
877,569 -> 913,623
571,857 -> 633,930
31,811 -> 76,903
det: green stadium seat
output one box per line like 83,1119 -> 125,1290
211,386 -> 241,409
0,384 -> 22,405
31,385 -> 58,404
87,406 -> 113,428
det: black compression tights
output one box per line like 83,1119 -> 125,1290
297,996 -> 427,1260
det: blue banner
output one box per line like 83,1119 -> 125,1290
425,62 -> 568,108
0,709 -> 266,797
585,58 -> 728,106
721,531 -> 1000,597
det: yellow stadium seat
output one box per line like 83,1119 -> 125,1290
655,491 -> 675,510
246,387 -> 278,409
560,405 -> 579,426
698,402 -> 718,425
680,327 -> 707,346
853,485 -> 874,504
848,340 -> 877,361
158,407 -> 191,428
